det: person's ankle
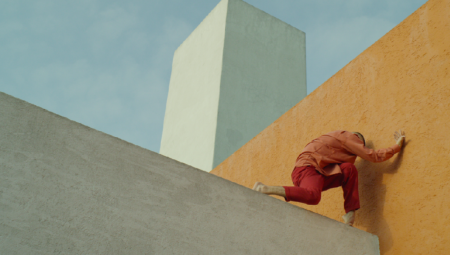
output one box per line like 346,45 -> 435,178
342,210 -> 355,226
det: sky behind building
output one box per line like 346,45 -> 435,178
0,0 -> 427,153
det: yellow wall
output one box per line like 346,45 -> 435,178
211,0 -> 450,254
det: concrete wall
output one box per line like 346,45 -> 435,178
160,0 -> 306,171
0,92 -> 379,254
160,0 -> 227,171
211,0 -> 450,254
214,0 -> 307,168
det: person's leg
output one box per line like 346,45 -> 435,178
252,166 -> 324,205
252,182 -> 286,197
283,166 -> 324,205
339,163 -> 360,213
321,163 -> 360,225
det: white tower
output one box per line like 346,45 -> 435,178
160,0 -> 306,171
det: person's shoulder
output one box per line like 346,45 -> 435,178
326,130 -> 349,136
326,130 -> 360,143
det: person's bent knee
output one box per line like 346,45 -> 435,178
305,190 -> 321,205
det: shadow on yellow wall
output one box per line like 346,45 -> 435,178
357,140 -> 407,251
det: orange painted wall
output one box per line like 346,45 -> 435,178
211,0 -> 450,254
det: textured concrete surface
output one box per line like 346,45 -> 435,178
211,0 -> 450,254
160,0 -> 227,171
0,92 -> 378,254
160,0 -> 306,172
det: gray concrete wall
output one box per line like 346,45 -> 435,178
160,0 -> 307,171
214,0 -> 306,166
0,92 -> 379,254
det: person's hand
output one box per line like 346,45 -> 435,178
394,130 -> 405,147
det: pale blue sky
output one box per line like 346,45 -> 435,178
0,0 -> 427,152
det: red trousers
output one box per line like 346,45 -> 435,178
283,163 -> 360,213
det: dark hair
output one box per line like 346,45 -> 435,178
353,132 -> 365,146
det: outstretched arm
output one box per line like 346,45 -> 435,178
345,130 -> 405,163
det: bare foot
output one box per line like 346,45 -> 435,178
253,182 -> 268,194
342,211 -> 355,226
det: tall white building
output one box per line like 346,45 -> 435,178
160,0 -> 306,171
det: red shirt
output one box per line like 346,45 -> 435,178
295,130 -> 401,176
